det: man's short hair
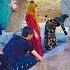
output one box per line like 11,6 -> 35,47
22,26 -> 34,37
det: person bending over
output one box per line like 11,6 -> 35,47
3,26 -> 43,70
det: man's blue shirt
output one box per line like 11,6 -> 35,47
3,35 -> 34,65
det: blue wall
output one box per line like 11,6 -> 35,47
0,0 -> 12,29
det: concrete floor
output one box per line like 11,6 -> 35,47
29,46 -> 70,70
29,50 -> 70,70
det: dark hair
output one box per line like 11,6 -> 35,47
30,0 -> 34,4
30,0 -> 37,7
45,15 -> 47,18
59,14 -> 69,23
61,14 -> 69,20
22,26 -> 34,37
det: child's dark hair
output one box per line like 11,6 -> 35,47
22,26 -> 34,37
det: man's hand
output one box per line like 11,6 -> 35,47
31,50 -> 43,62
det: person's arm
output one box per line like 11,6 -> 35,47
33,29 -> 39,39
31,50 -> 43,62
